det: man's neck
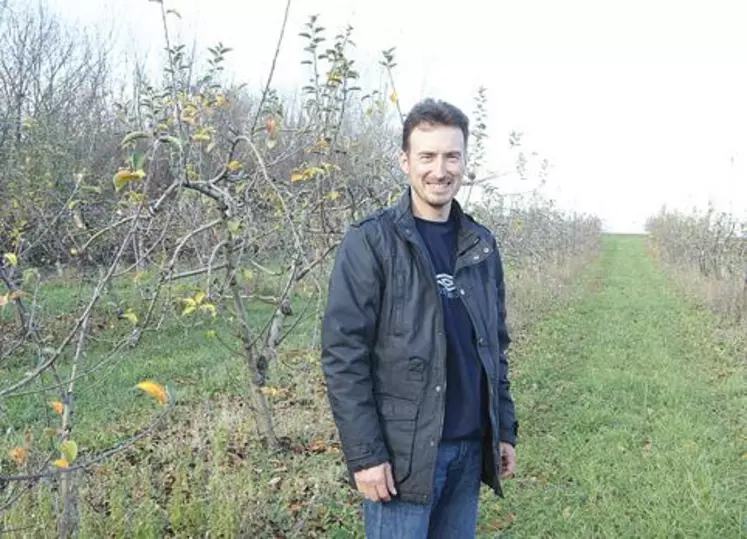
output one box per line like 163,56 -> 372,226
411,195 -> 451,223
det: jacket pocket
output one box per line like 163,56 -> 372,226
376,395 -> 419,484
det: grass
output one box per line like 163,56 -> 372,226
478,236 -> 745,537
1,236 -> 745,537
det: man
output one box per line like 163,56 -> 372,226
321,98 -> 518,538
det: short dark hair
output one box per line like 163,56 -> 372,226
401,98 -> 469,152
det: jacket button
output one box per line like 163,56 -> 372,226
483,247 -> 490,253
459,289 -> 465,295
435,385 -> 441,392
478,338 -> 486,346
473,254 -> 479,261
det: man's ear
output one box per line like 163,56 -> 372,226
398,150 -> 409,175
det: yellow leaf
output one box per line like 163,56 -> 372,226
192,131 -> 211,142
326,191 -> 341,201
136,380 -> 169,405
9,447 -> 28,466
49,400 -> 64,415
3,253 -> 18,267
122,308 -> 138,325
290,172 -> 304,182
259,386 -> 281,397
53,458 -> 69,469
205,330 -> 217,338
70,248 -> 78,256
227,160 -> 242,172
194,291 -> 206,305
390,91 -> 398,103
60,440 -> 78,464
181,297 -> 197,315
242,269 -> 254,282
113,169 -> 144,191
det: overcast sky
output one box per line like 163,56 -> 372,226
51,0 -> 747,233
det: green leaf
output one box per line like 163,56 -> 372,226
131,150 -> 146,172
121,131 -> 150,146
159,135 -> 183,152
199,303 -> 217,317
22,268 -> 39,284
60,440 -> 78,464
227,219 -> 241,234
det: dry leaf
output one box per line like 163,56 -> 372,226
53,458 -> 69,469
308,439 -> 328,453
8,290 -> 28,301
9,447 -> 28,466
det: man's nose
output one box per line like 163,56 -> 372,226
432,156 -> 448,178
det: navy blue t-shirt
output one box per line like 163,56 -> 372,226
414,214 -> 486,441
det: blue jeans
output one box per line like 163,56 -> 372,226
363,440 -> 483,538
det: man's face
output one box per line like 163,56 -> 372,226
399,123 -> 466,215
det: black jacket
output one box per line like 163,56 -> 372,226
321,189 -> 518,503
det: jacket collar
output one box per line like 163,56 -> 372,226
393,187 -> 476,233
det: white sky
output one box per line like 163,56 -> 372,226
51,0 -> 747,233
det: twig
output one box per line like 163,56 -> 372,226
250,0 -> 292,136
0,409 -> 170,482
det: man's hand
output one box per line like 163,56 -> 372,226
499,442 -> 516,479
354,462 -> 397,502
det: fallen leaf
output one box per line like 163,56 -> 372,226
3,253 -> 18,267
53,458 -> 69,469
268,476 -> 282,488
9,447 -> 28,466
136,380 -> 170,405
308,439 -> 328,453
8,290 -> 28,301
122,308 -> 138,325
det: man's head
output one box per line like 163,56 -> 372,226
399,98 -> 469,220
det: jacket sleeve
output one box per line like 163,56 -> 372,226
321,224 -> 390,473
494,241 -> 519,446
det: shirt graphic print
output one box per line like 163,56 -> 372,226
435,273 -> 460,299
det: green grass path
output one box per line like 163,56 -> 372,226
479,236 -> 745,538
